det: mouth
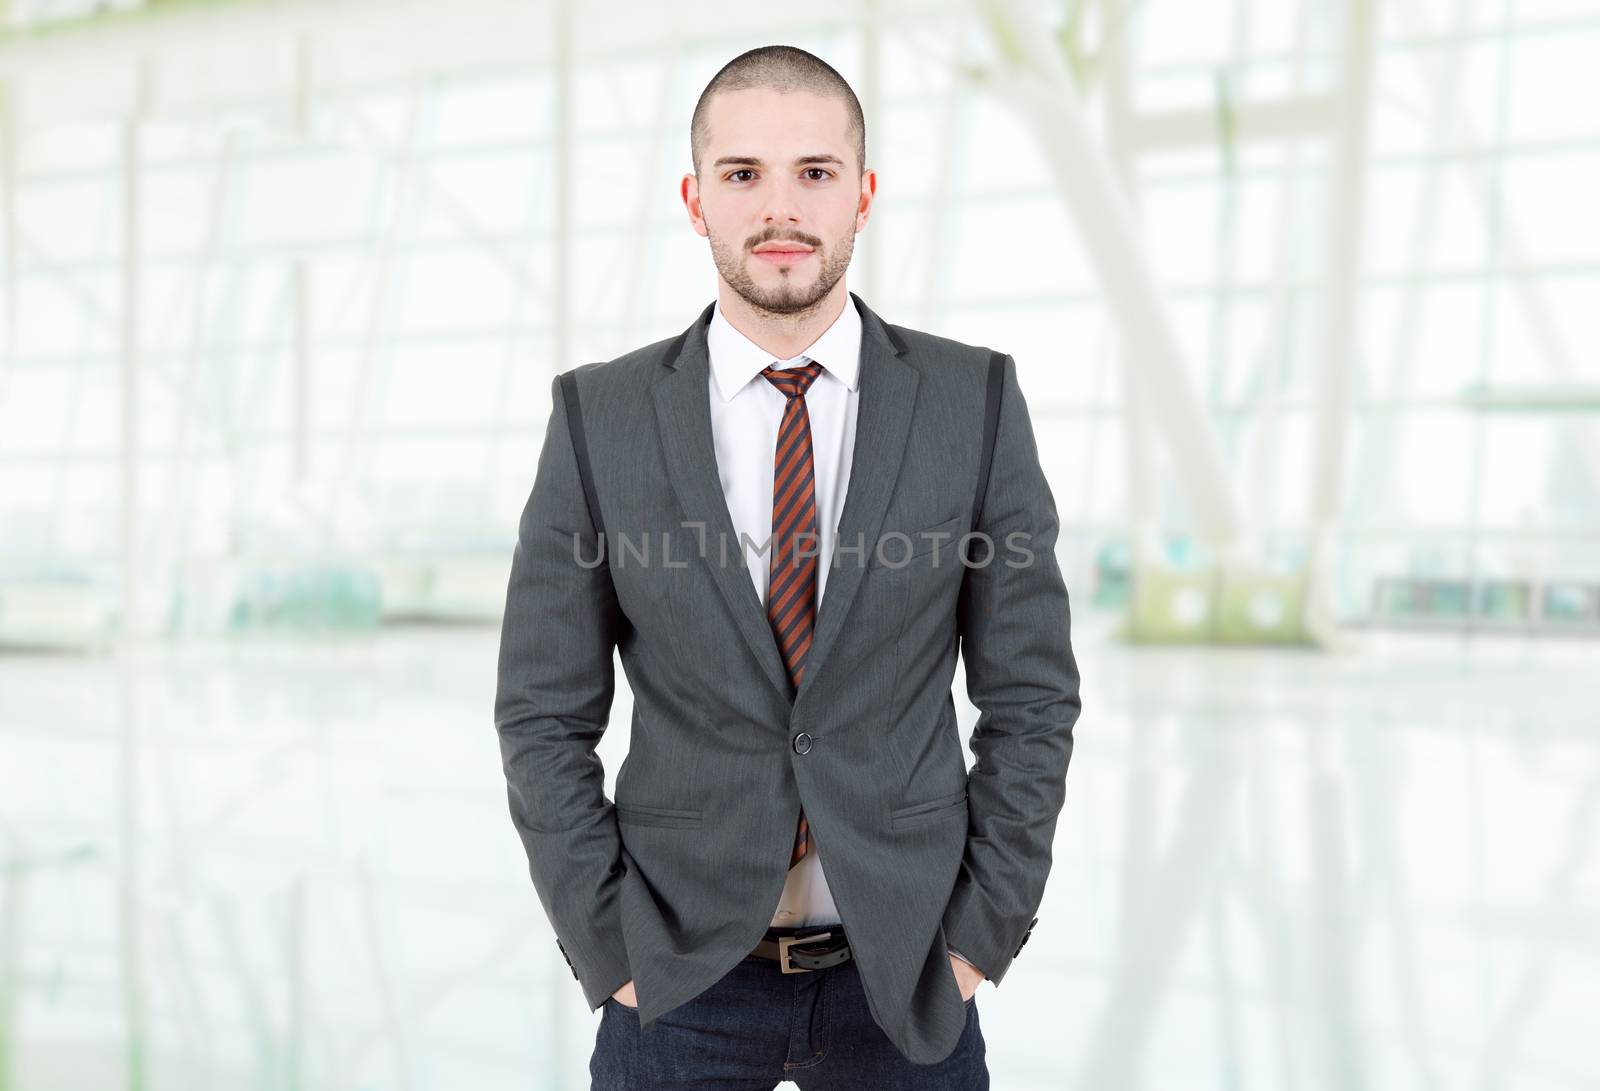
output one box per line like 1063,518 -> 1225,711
752,245 -> 815,266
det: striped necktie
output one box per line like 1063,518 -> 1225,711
760,359 -> 825,869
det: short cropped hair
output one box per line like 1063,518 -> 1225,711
690,45 -> 866,178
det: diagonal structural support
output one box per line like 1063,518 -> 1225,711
977,0 -> 1245,549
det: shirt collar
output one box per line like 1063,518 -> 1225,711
707,293 -> 863,402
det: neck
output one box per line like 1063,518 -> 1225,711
716,281 -> 850,360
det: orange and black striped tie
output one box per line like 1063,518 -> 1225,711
761,359 -> 825,869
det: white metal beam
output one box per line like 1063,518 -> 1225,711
1099,0 -> 1162,567
1127,94 -> 1337,153
979,0 -> 1246,547
114,60 -> 152,1091
317,79 -> 432,546
551,0 -> 571,393
292,33 -> 312,485
1305,0 -> 1378,641
615,20 -> 679,361
0,76 -> 13,381
914,21 -> 968,336
1245,0 -> 1319,540
118,62 -> 149,640
1390,0 -> 1600,498
858,0 -> 883,304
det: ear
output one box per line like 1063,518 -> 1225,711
682,172 -> 708,238
855,168 -> 878,232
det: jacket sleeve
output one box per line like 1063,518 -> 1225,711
494,370 -> 633,1011
943,352 -> 1082,986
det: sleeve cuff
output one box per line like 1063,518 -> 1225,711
948,948 -> 981,972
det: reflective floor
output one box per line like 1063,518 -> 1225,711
2,617 -> 1596,1090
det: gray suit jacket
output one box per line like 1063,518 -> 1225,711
493,291 -> 1080,1065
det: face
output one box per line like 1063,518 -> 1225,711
683,86 -> 876,318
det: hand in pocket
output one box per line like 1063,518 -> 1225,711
949,955 -> 983,1003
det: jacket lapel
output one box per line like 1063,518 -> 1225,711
796,293 -> 918,708
650,291 -> 919,708
652,301 -> 794,702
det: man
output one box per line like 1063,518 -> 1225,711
494,44 -> 1080,1089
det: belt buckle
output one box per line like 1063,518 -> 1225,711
778,931 -> 830,973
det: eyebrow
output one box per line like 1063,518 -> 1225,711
712,154 -> 846,169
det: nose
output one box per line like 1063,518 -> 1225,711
760,174 -> 802,227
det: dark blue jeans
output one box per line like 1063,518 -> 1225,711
590,951 -> 988,1089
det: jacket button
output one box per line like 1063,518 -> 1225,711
1012,916 -> 1038,958
793,732 -> 813,754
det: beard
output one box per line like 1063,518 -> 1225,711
708,223 -> 854,319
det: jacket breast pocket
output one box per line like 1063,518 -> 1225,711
616,802 -> 704,828
869,513 -> 964,570
888,787 -> 968,831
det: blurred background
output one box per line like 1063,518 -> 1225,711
1,0 -> 1597,1088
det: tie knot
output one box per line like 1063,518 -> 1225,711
761,360 -> 825,399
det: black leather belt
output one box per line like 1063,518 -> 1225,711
751,925 -> 853,973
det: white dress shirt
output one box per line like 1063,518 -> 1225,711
707,295 -> 859,930
704,294 -> 980,972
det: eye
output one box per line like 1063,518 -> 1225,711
804,168 -> 832,181
728,169 -> 755,182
